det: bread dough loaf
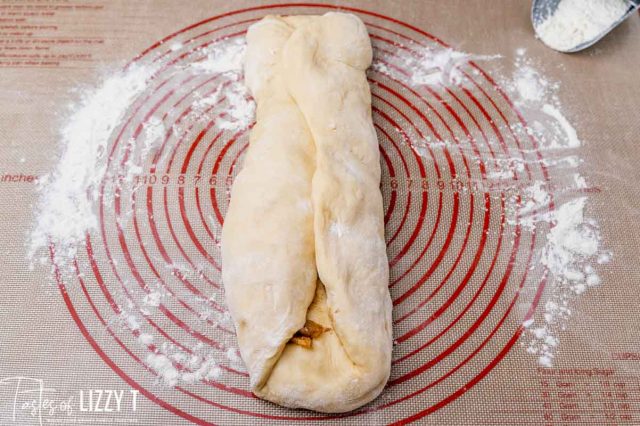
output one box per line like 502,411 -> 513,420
221,12 -> 392,413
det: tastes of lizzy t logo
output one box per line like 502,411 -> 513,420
0,377 -> 140,425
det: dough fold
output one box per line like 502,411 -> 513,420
222,12 -> 392,413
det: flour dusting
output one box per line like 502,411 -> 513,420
504,49 -> 609,367
373,45 -> 499,87
29,37 -> 254,388
29,64 -> 155,263
191,39 -> 246,75
190,40 -> 255,132
541,104 -> 580,148
30,37 -> 254,264
373,41 -> 609,368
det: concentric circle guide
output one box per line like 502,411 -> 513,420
50,3 -> 552,424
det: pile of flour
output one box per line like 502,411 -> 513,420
535,0 -> 629,50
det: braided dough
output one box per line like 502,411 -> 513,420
221,12 -> 392,413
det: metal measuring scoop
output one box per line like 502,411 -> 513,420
532,0 -> 640,52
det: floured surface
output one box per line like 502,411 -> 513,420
1,1 -> 640,425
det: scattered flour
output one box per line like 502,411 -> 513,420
182,358 -> 222,383
191,39 -> 246,75
373,42 -> 610,368
29,37 -> 256,388
29,64 -> 155,262
226,347 -> 242,365
505,51 -> 608,367
142,291 -> 163,308
190,40 -> 255,132
29,38 -> 255,266
373,46 -> 499,87
514,66 -> 548,103
541,104 -> 580,148
217,84 -> 255,131
146,353 -> 180,386
138,333 -> 154,345
138,324 -> 232,387
535,0 -> 629,51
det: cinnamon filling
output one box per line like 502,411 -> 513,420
289,319 -> 331,348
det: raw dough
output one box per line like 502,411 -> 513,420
222,12 -> 392,413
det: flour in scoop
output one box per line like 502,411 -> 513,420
535,0 -> 629,51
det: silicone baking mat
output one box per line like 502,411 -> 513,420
1,1 -> 640,425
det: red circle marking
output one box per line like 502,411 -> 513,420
113,78 -> 229,302
374,123 -> 411,240
193,130 -> 225,242
394,195 -> 503,352
96,68 -> 252,381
